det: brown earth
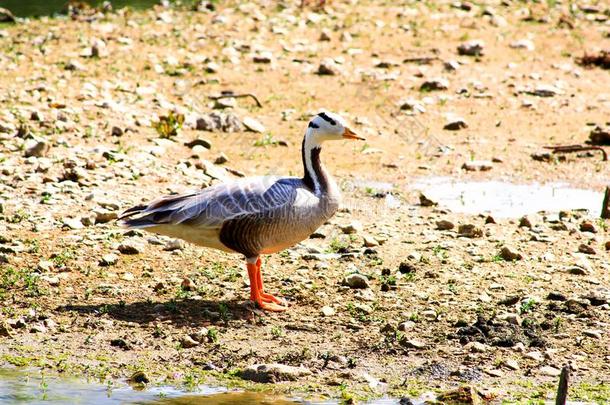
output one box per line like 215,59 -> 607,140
0,0 -> 609,402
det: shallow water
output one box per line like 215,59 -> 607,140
0,368 -> 297,405
0,368 -> 422,405
412,177 -> 604,218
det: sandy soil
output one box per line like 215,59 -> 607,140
0,0 -> 609,402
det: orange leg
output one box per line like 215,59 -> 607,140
246,258 -> 288,312
255,258 -> 287,306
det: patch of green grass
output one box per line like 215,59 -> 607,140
253,133 -> 279,147
519,298 -> 537,314
326,237 -> 348,253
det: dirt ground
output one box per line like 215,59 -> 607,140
0,0 -> 609,402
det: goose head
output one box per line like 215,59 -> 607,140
306,111 -> 364,143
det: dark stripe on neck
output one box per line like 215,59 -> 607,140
302,137 -> 328,193
318,112 -> 336,125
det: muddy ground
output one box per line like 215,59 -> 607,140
0,0 -> 609,403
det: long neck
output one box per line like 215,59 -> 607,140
301,133 -> 331,195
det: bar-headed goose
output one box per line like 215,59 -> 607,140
119,111 -> 364,311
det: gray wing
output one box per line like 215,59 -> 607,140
119,176 -> 305,230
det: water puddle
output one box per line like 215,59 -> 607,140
412,177 -> 604,218
0,368 -> 296,405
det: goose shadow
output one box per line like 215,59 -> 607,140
56,298 -> 254,326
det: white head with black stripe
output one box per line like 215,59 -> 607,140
305,111 -> 364,144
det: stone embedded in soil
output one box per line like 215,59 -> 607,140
500,246 -> 523,261
579,221 -> 597,233
362,234 -> 379,247
94,209 -> 118,224
240,363 -> 312,383
504,359 -> 520,370
436,386 -> 481,405
99,253 -> 119,267
343,273 -> 370,289
436,220 -> 455,230
458,224 -> 483,238
184,138 -> 212,149
63,218 -> 84,230
606,241 -> 610,251
457,40 -> 485,56
462,160 -> 493,171
181,277 -> 196,291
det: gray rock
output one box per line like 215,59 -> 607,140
65,59 -> 86,71
400,338 -> 426,349
583,329 -> 602,339
240,363 -> 311,383
320,306 -> 335,316
510,39 -> 535,51
343,273 -> 370,289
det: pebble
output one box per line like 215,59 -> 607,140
118,242 -> 143,255
525,351 -> 544,362
420,78 -> 449,91
30,324 -> 47,334
181,335 -> 200,348
362,235 -> 379,247
419,193 -> 437,207
242,117 -> 266,133
340,220 -> 363,234
462,160 -> 493,171
24,140 -> 49,158
94,210 -> 118,224
509,39 -> 535,51
580,221 -> 597,233
317,58 -> 341,75
321,306 -> 335,316
240,364 -> 311,383
99,253 -> 119,267
397,321 -> 415,331
181,277 -> 196,291
443,115 -> 468,130
436,220 -> 455,230
583,329 -> 602,339
458,224 -> 483,238
63,218 -> 84,230
500,246 -> 523,261
129,371 -> 150,384
606,241 -> 610,251
466,341 -> 488,353
214,153 -> 228,164
164,239 -> 185,251
343,273 -> 370,289
457,40 -> 484,56
401,338 -> 426,349
578,244 -> 596,255
539,366 -> 561,377
519,216 -> 532,228
504,359 -> 520,370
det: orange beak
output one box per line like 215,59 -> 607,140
343,127 -> 364,140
